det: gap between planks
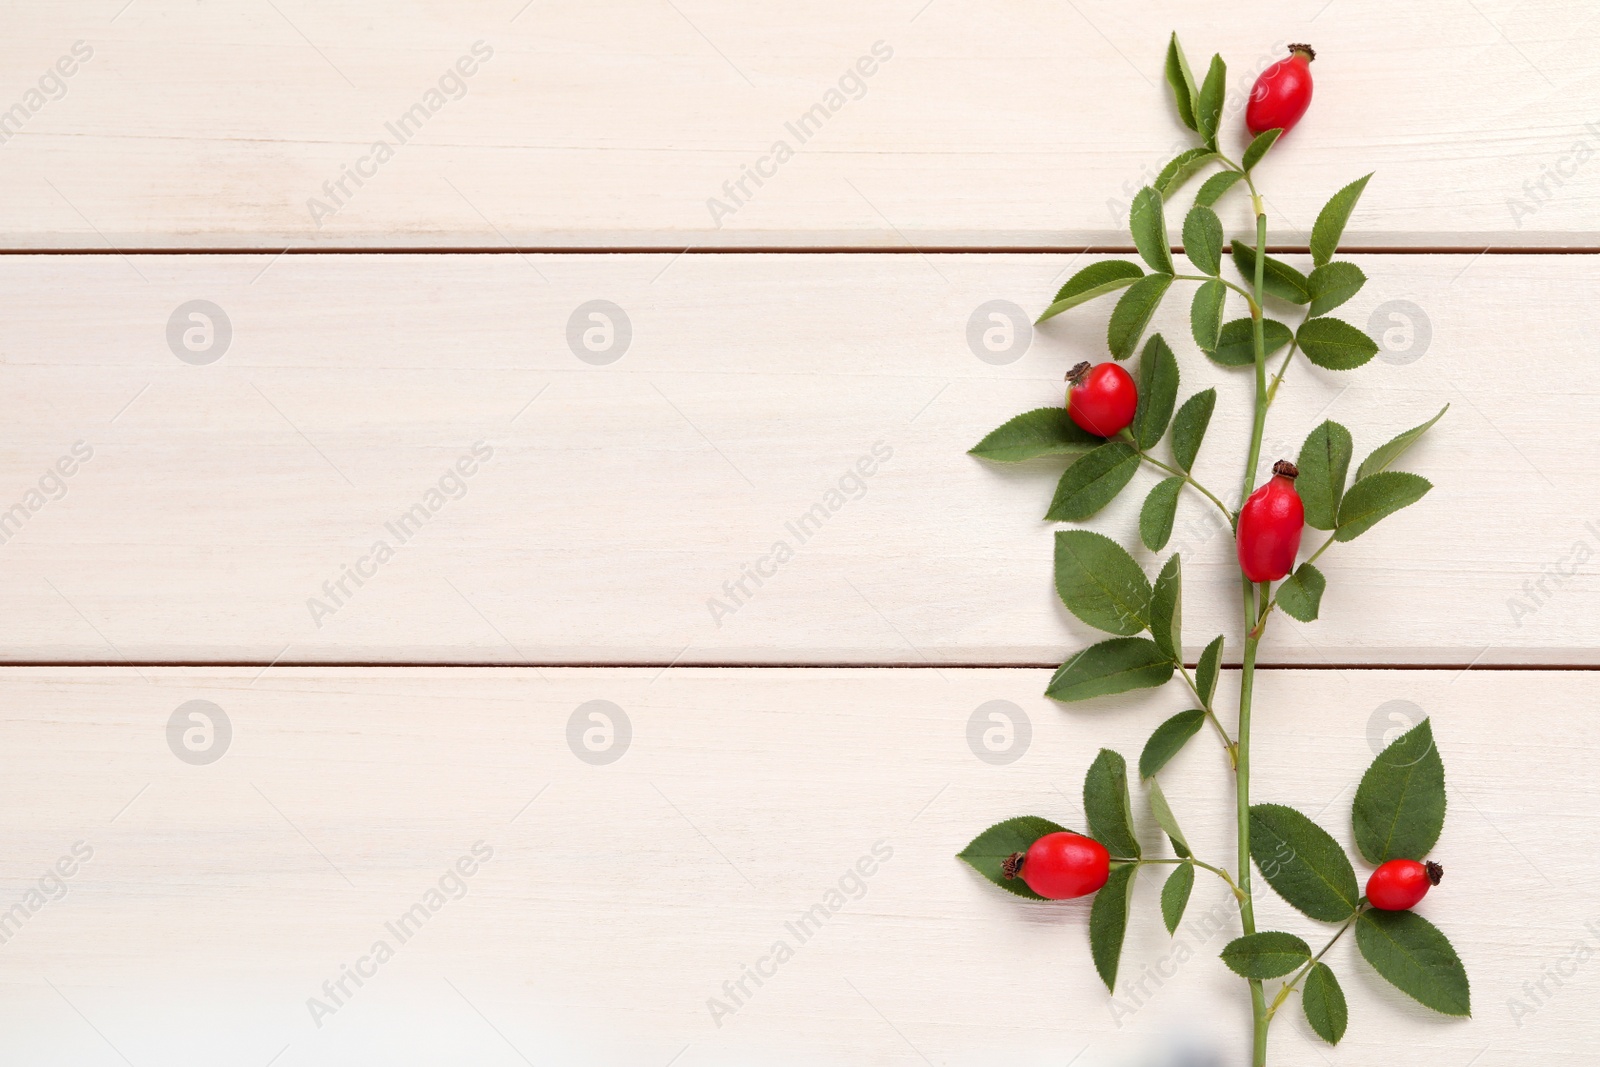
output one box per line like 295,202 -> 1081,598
2,246 -> 1600,256
0,661 -> 1595,671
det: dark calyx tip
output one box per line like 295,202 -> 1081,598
1066,361 -> 1092,386
1272,459 -> 1300,479
1288,43 -> 1316,61
1002,852 -> 1025,880
1425,860 -> 1444,886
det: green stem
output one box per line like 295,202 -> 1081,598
1267,910 -> 1362,1019
1137,450 -> 1232,520
1175,662 -> 1237,765
1175,272 -> 1259,311
1239,208 -> 1272,1067
1111,855 -> 1246,902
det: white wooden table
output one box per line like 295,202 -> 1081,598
1,4 -> 1596,1064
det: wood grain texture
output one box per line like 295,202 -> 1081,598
0,252 -> 1593,665
2,2 -> 1597,248
0,666 -> 1589,1065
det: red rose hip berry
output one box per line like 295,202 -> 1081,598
1367,859 -> 1444,911
1246,44 -> 1315,137
1236,460 -> 1305,582
1003,832 -> 1110,900
1066,361 -> 1138,438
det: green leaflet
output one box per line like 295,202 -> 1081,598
1190,278 -> 1225,352
1194,635 -> 1223,705
1089,863 -> 1138,991
1231,242 -> 1312,304
1352,718 -> 1446,864
1108,273 -> 1174,360
1140,476 -> 1183,552
1039,260 -> 1145,323
1209,316 -> 1292,368
1053,529 -> 1152,636
1249,803 -> 1360,922
1303,963 -> 1349,1044
1139,709 -> 1205,779
1046,443 -> 1141,521
1311,174 -> 1374,267
1335,471 -> 1432,541
1084,748 -> 1140,859
1164,33 -> 1200,130
1161,862 -> 1195,934
1298,317 -> 1379,370
1356,405 -> 1448,482
1046,638 -> 1174,702
1183,205 -> 1223,276
1130,187 -> 1175,276
1242,127 -> 1282,172
1276,563 -> 1326,623
957,815 -> 1073,900
1296,420 -> 1354,531
1132,334 -> 1180,449
1221,931 -> 1312,979
1356,910 -> 1471,1017
969,407 -> 1099,462
1169,389 -> 1216,472
1307,261 -> 1367,317
1148,554 -> 1182,660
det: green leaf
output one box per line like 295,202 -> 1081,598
1209,317 -> 1292,368
1307,261 -> 1367,317
1161,862 -> 1195,934
1231,243 -> 1312,304
1195,635 -> 1223,706
1334,471 -> 1432,542
1276,563 -> 1326,623
1149,554 -> 1182,660
1311,173 -> 1373,268
1195,170 -> 1244,207
1132,335 -> 1180,449
1140,710 -> 1206,779
957,815 -> 1072,900
1108,274 -> 1173,360
1155,148 -> 1217,200
1084,749 -> 1140,859
1140,477 -> 1183,552
1353,718 -> 1446,865
1302,963 -> 1348,1045
1129,188 -> 1174,276
1298,317 -> 1379,370
1039,260 -> 1145,323
1182,206 -> 1223,276
1221,931 -> 1312,979
1046,443 -> 1141,521
969,407 -> 1100,463
1147,777 -> 1190,858
1190,279 -> 1225,352
1164,33 -> 1200,131
1053,529 -> 1152,636
1356,910 -> 1471,1017
1089,863 -> 1137,992
1296,420 -> 1354,530
1046,638 -> 1174,703
1249,803 -> 1360,922
1195,54 -> 1226,148
1242,127 -> 1282,172
1169,389 -> 1215,473
1356,405 -> 1448,482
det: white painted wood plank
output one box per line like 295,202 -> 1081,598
0,666 -> 1587,1064
3,3 -> 1597,248
0,252 -> 1592,665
